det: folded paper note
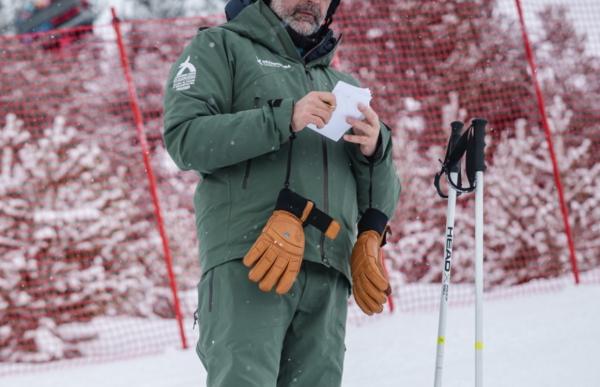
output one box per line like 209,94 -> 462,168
307,81 -> 372,141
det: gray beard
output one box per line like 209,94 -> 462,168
287,19 -> 320,36
270,0 -> 324,36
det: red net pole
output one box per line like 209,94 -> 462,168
110,7 -> 188,349
381,249 -> 395,313
514,0 -> 580,285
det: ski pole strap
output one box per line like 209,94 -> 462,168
434,121 -> 464,198
434,119 -> 487,197
444,129 -> 475,194
275,188 -> 340,240
284,131 -> 296,189
305,206 -> 341,240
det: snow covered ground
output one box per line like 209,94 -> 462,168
3,283 -> 599,387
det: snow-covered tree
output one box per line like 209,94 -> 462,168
482,96 -> 600,285
0,113 -> 167,361
390,110 -> 600,288
385,93 -> 476,286
359,1 -> 600,288
546,96 -> 600,274
336,0 -> 534,149
150,146 -> 201,311
534,5 -> 600,146
99,0 -> 226,20
0,0 -> 23,34
0,6 -> 203,316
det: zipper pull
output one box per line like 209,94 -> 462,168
304,65 -> 312,77
192,309 -> 199,330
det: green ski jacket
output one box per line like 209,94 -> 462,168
163,0 -> 401,284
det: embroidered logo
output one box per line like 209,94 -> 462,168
173,56 -> 196,91
256,56 -> 291,69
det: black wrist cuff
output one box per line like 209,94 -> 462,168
275,188 -> 309,219
357,208 -> 388,235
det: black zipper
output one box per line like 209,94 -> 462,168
304,69 -> 329,263
301,36 -> 341,264
242,160 -> 252,189
301,32 -> 341,64
242,97 -> 261,189
320,137 -> 328,261
208,269 -> 214,312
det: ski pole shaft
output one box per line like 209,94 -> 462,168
433,172 -> 458,387
475,171 -> 484,387
433,121 -> 463,387
472,119 -> 487,387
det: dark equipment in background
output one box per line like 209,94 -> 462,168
15,0 -> 95,34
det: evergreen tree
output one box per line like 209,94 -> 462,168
0,113 -> 166,361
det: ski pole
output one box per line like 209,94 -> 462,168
471,119 -> 487,387
433,121 -> 464,387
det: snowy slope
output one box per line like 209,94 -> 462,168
3,284 -> 599,387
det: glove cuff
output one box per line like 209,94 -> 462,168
275,188 -> 312,221
357,208 -> 389,236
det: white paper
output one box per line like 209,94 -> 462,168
307,81 -> 372,142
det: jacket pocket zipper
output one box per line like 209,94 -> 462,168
242,97 -> 261,189
242,159 -> 252,189
208,269 -> 214,312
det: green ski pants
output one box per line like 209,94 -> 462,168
195,258 -> 350,387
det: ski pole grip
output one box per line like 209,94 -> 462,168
448,121 -> 464,173
472,118 -> 487,173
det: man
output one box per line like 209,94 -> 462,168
163,0 -> 400,385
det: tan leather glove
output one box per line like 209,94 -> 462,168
350,208 -> 391,315
243,191 -> 314,295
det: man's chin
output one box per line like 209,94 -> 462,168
288,21 -> 319,36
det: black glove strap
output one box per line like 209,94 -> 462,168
275,188 -> 337,236
305,206 -> 335,235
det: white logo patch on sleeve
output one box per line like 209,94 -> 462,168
173,56 -> 197,91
